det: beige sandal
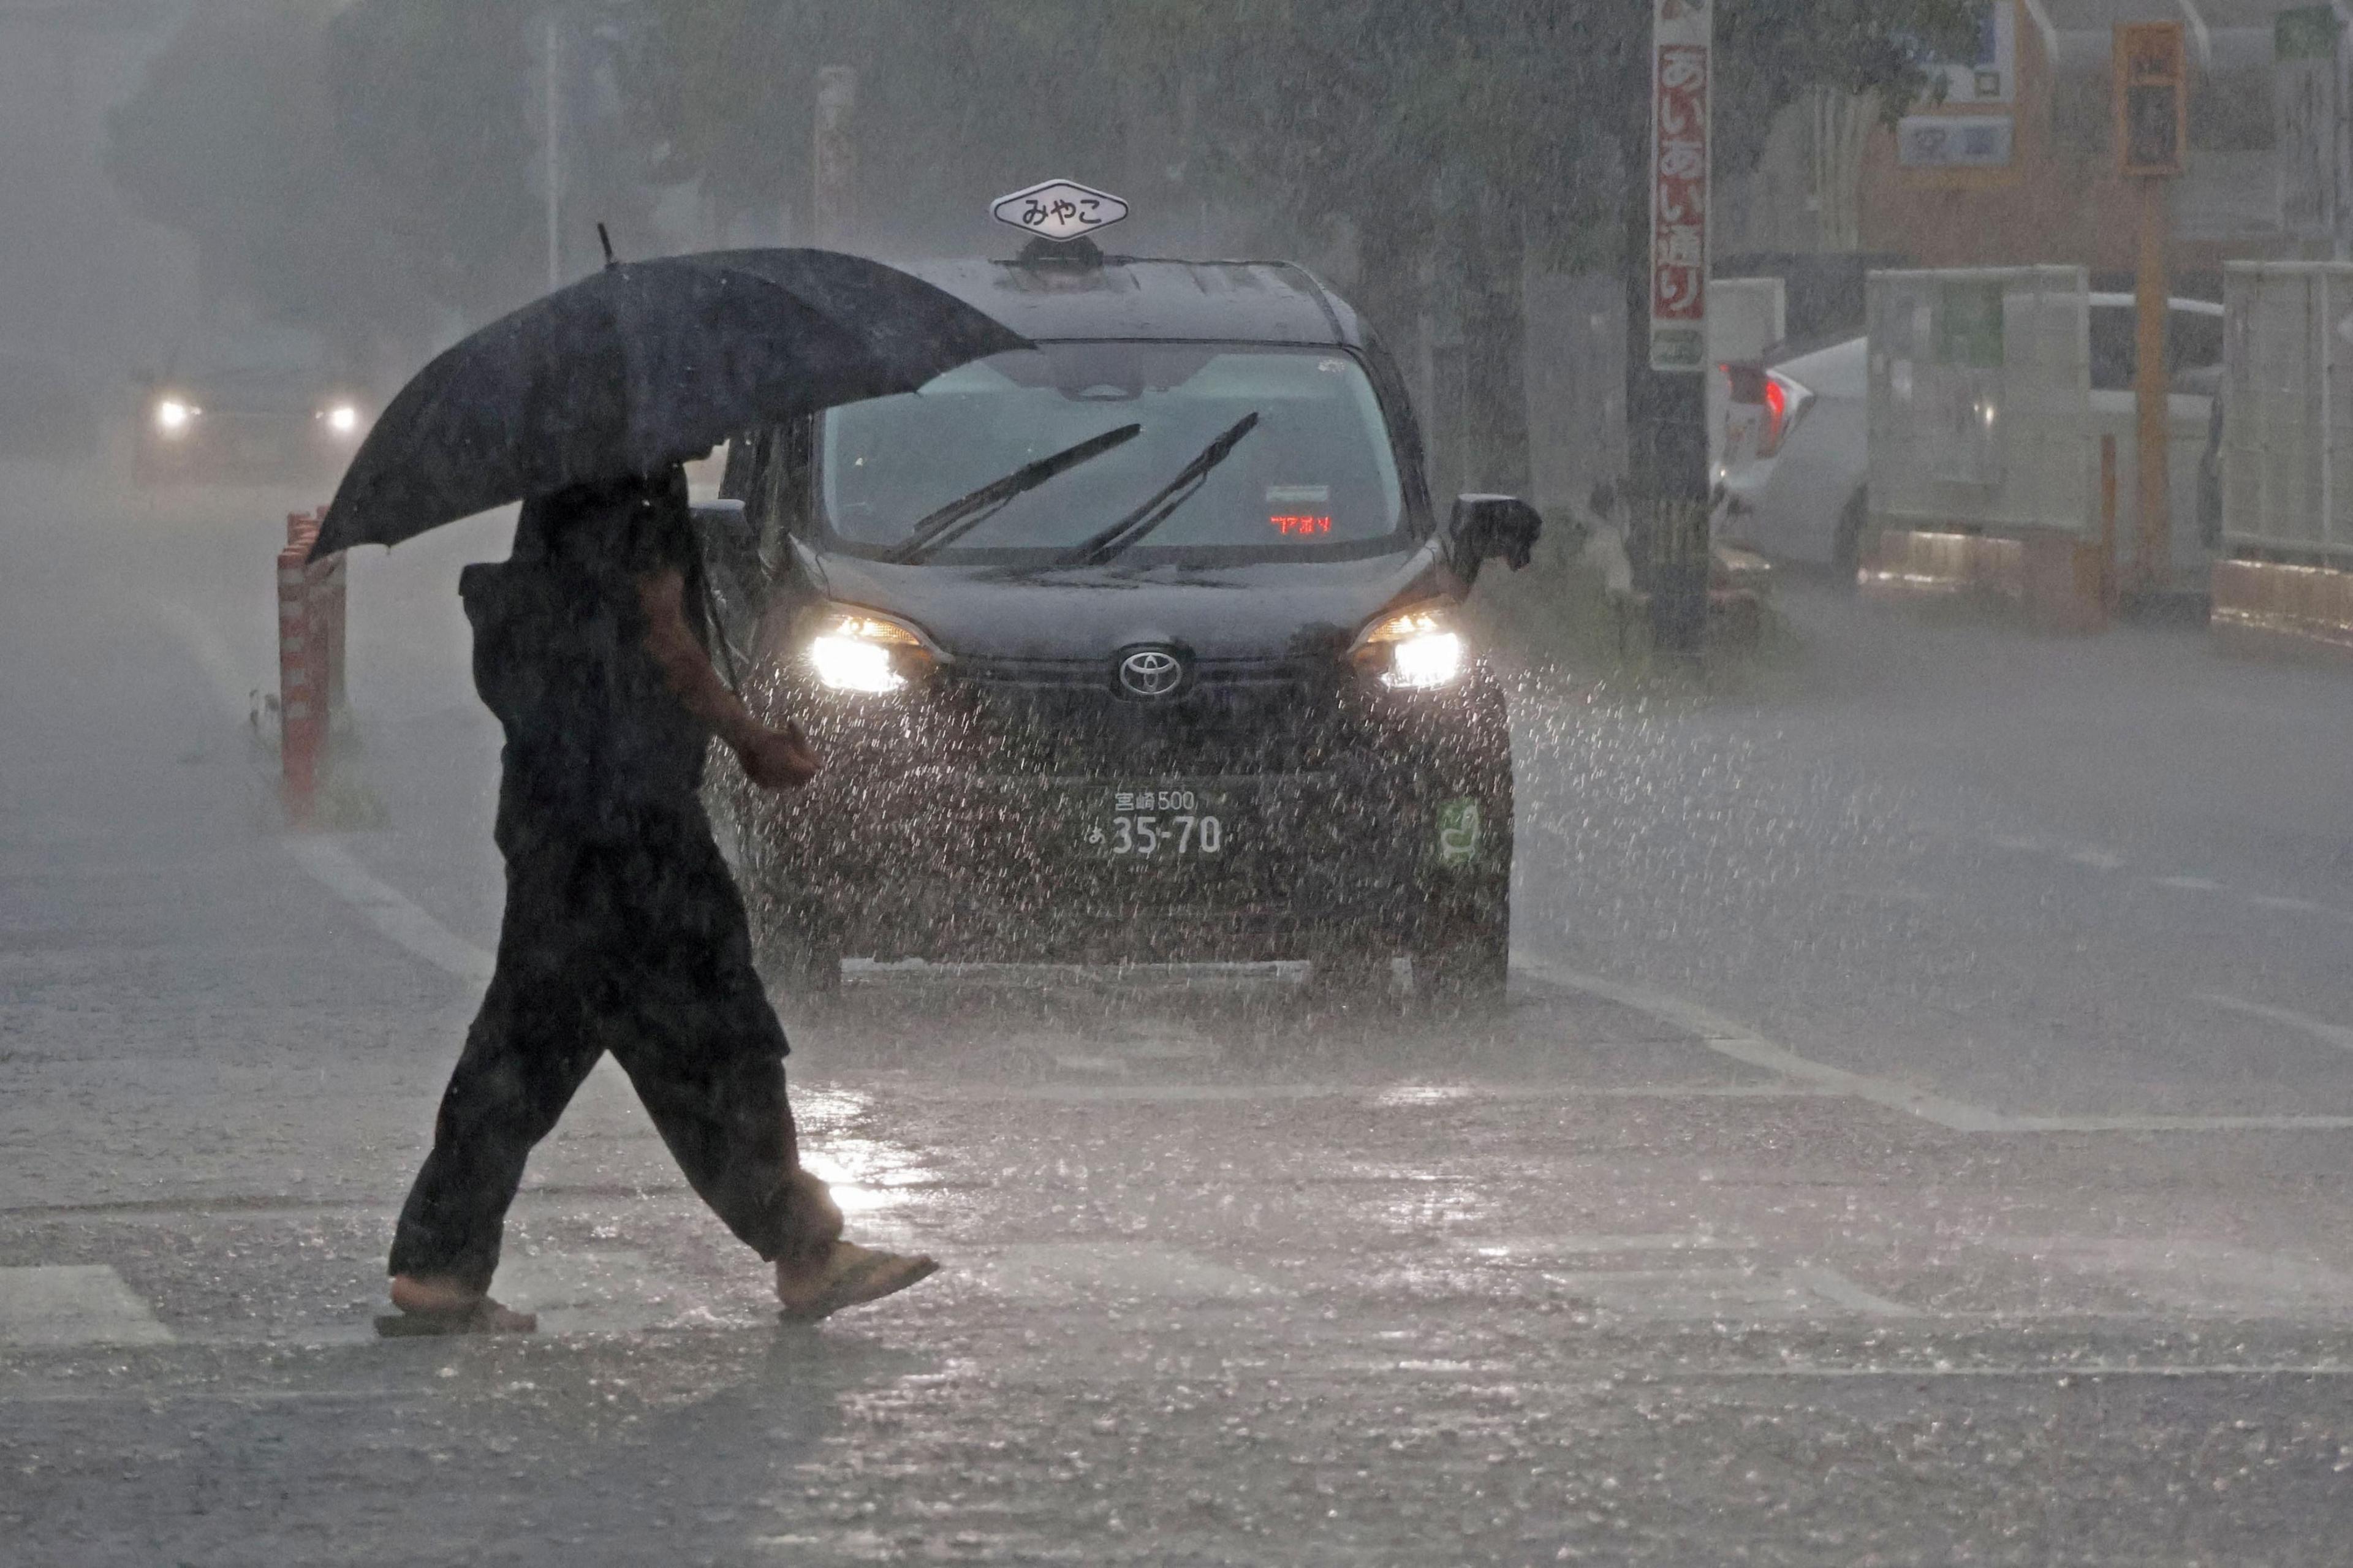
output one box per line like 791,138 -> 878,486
777,1243 -> 939,1324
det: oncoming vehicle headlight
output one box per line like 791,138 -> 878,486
806,608 -> 932,694
154,398 -> 195,436
1354,602 -> 1465,691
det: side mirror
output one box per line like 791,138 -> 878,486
1448,494 -> 1543,581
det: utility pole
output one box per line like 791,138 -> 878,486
2115,22 -> 2187,597
813,65 -> 857,251
2132,175 -> 2172,591
544,12 -> 563,292
1461,173 -> 1532,502
1427,166 -> 1470,507
1632,0 -> 1713,657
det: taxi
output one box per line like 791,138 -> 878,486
701,184 -> 1539,999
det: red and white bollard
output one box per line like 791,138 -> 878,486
276,509 -> 343,827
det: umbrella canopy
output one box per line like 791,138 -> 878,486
311,249 -> 1028,559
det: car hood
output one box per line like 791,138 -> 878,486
799,542 -> 1451,665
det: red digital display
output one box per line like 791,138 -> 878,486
1270,514 -> 1333,536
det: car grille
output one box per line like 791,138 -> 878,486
938,657 -> 1351,775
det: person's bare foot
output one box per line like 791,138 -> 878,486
381,1273 -> 537,1335
775,1241 -> 939,1323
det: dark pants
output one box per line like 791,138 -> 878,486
389,805 -> 839,1292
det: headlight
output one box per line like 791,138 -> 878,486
1353,602 -> 1466,691
324,403 -> 361,436
806,608 -> 931,694
154,399 -> 194,436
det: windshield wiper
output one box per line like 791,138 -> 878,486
1055,412 -> 1260,567
884,423 -> 1140,564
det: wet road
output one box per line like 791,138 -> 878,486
7,477 -> 2353,1564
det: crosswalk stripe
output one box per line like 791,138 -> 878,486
0,1265 -> 175,1347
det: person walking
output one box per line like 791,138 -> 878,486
380,466 -> 933,1334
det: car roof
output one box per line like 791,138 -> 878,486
1763,294 -> 2224,367
1764,331 -> 1865,368
901,254 -> 1363,349
1770,335 -> 1869,397
1779,336 -> 1868,374
2089,293 -> 2223,315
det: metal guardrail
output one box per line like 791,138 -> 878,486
1867,265 -> 2093,541
2222,262 -> 2353,566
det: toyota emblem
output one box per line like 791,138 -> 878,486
1116,648 -> 1185,699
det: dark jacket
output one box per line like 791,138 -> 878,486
460,469 -> 713,845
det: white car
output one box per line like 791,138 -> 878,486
1714,295 -> 2223,580
1714,335 -> 1869,575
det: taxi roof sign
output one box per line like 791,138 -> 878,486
991,180 -> 1129,242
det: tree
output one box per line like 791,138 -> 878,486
1150,0 -> 1980,498
638,1 -> 1192,254
110,1 -> 695,364
329,1 -> 693,322
112,0 -> 1976,431
105,1 -> 431,365
325,1 -> 545,326
626,0 -> 1974,512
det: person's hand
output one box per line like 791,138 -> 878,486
738,722 -> 820,791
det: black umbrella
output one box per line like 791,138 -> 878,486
309,248 -> 1028,561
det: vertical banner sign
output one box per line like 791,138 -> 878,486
1650,0 -> 1712,372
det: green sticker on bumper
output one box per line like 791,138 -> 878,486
1435,798 -> 1483,868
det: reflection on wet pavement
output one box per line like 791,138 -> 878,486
786,965 -> 1762,1096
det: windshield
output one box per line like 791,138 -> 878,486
816,343 -> 1406,563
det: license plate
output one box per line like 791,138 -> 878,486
1081,786 -> 1232,860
